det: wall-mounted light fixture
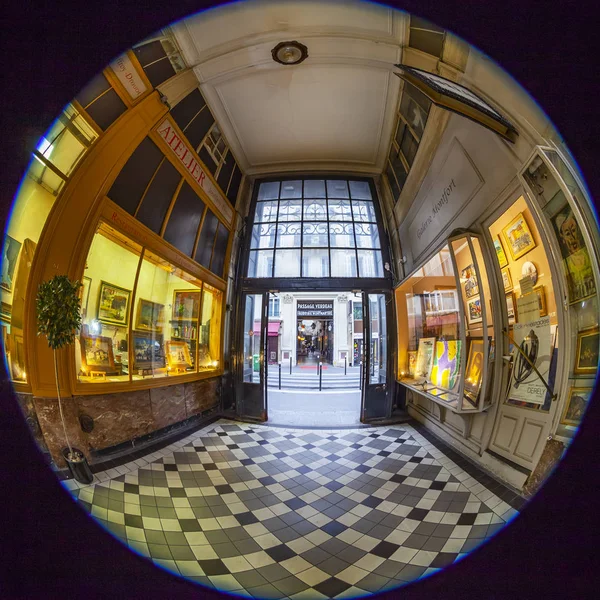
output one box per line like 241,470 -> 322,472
271,41 -> 308,66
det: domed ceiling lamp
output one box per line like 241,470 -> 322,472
271,41 -> 308,66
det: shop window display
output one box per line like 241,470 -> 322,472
1,105 -> 98,385
488,196 -> 559,412
77,224 -> 142,382
396,235 -> 493,411
521,150 -> 599,435
76,222 -> 222,384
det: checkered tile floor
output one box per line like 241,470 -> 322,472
66,420 -> 518,598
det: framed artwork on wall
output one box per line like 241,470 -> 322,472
430,340 -> 462,390
461,264 -> 479,299
97,281 -> 131,326
464,337 -> 486,406
407,350 -> 418,377
80,334 -> 115,372
172,290 -> 201,320
560,387 -> 591,426
533,285 -> 547,317
549,202 -> 597,303
166,340 -> 193,370
132,331 -> 165,370
501,267 -> 513,291
415,337 -> 436,379
0,235 -> 22,291
493,237 -> 508,268
505,292 -> 517,324
467,297 -> 482,324
574,327 -> 599,374
501,212 -> 536,260
135,299 -> 164,332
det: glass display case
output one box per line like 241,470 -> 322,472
396,234 -> 493,412
521,149 -> 599,437
76,220 -> 223,384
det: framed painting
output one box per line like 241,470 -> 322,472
430,340 -> 461,390
560,387 -> 591,426
505,292 -> 517,324
467,297 -> 482,324
97,281 -> 131,326
493,237 -> 508,269
549,202 -> 596,303
80,334 -> 115,372
172,290 -> 201,320
464,337 -> 486,406
461,264 -> 479,299
407,350 -> 418,378
132,331 -> 165,370
80,276 -> 91,319
501,212 -> 536,261
0,235 -> 22,291
501,267 -> 513,291
166,340 -> 193,370
574,327 -> 599,375
415,337 -> 436,379
135,299 -> 164,332
533,285 -> 547,317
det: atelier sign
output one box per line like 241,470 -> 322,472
109,54 -> 147,100
297,301 -> 334,318
156,118 -> 234,225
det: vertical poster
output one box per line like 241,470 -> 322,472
508,316 -> 553,404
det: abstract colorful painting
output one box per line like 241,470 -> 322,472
430,340 -> 462,390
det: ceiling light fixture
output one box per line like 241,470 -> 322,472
271,41 -> 308,66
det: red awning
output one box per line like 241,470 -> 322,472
253,321 -> 281,336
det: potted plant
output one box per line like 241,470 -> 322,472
37,275 -> 93,484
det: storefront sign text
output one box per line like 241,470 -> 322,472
110,211 -> 148,243
406,138 -> 483,258
297,301 -> 334,318
156,118 -> 234,224
109,54 -> 147,100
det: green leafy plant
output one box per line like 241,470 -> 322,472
37,275 -> 82,460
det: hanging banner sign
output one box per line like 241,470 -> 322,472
109,54 -> 148,100
156,118 -> 234,225
508,316 -> 553,405
297,301 -> 334,318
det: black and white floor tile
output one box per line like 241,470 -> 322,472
64,420 -> 520,598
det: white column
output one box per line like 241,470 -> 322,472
334,294 -> 350,367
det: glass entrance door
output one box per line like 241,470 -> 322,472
237,292 -> 268,421
361,292 -> 392,421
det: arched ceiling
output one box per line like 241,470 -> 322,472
172,0 -> 408,176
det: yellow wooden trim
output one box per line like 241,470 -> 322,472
71,99 -> 103,137
101,200 -> 226,291
149,118 -> 234,230
158,177 -> 185,238
25,93 -> 170,398
72,366 -> 224,396
102,67 -> 137,109
126,49 -> 155,95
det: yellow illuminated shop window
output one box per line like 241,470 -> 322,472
77,224 -> 142,383
199,283 -> 222,371
133,249 -> 202,379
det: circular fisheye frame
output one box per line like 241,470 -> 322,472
4,1 -> 597,599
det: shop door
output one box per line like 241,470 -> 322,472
485,193 -> 562,470
361,292 -> 392,421
236,292 -> 268,421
